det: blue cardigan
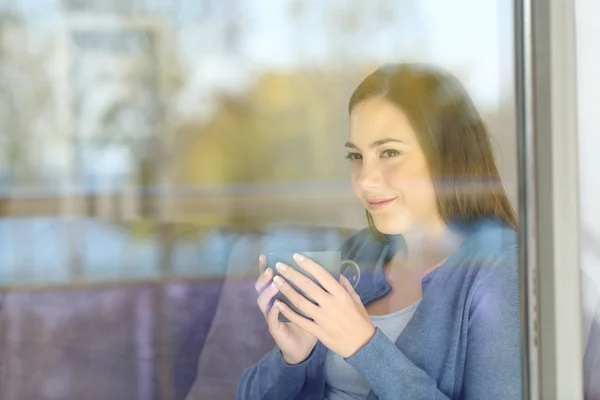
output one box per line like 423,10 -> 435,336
237,219 -> 522,399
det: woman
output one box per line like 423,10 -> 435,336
237,63 -> 521,399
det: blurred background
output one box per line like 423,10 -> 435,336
3,0 -> 593,399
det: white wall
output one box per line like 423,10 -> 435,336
575,0 -> 600,349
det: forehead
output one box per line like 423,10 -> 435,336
349,97 -> 418,144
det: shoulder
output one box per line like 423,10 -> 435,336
339,228 -> 386,258
435,218 -> 519,298
339,228 -> 372,251
458,219 -> 519,300
455,218 -> 518,272
461,218 -> 518,257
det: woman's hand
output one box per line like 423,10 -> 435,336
255,255 -> 317,365
272,253 -> 376,359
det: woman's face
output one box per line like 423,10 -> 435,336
347,97 -> 442,235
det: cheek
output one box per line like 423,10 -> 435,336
384,162 -> 414,193
414,181 -> 438,210
349,165 -> 362,193
409,177 -> 438,213
387,162 -> 436,205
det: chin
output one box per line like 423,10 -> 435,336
371,216 -> 412,235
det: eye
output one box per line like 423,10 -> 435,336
381,149 -> 401,158
345,153 -> 362,160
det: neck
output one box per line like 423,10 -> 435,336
389,220 -> 463,277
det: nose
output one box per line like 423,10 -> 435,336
356,160 -> 382,190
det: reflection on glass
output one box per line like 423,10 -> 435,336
0,1 -> 520,399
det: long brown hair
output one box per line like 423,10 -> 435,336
348,63 -> 517,241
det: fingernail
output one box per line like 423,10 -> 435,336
264,268 -> 271,276
259,255 -> 265,262
276,262 -> 287,272
274,300 -> 284,310
293,253 -> 304,262
273,276 -> 284,287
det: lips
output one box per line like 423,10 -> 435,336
366,197 -> 397,211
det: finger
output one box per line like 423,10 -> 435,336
255,269 -> 273,293
340,274 -> 362,304
275,262 -> 329,305
258,254 -> 266,274
292,253 -> 346,297
339,274 -> 355,294
267,298 -> 283,332
273,276 -> 320,320
339,274 -> 351,291
257,281 -> 279,317
255,260 -> 273,293
273,299 -> 317,335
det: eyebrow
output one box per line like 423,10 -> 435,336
344,138 -> 405,149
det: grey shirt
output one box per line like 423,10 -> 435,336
324,299 -> 422,400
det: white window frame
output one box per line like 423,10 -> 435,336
516,0 -> 584,398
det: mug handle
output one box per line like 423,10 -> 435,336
340,260 -> 361,288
